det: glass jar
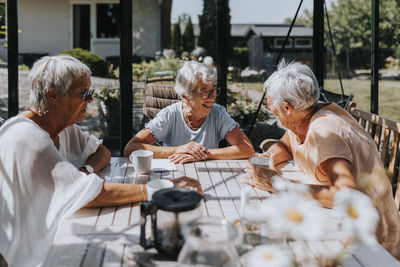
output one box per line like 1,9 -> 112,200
178,216 -> 240,267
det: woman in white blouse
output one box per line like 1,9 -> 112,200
124,61 -> 254,163
0,55 -> 147,266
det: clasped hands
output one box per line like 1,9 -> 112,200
168,142 -> 209,164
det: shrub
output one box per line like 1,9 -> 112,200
113,57 -> 181,80
227,89 -> 268,124
59,48 -> 108,77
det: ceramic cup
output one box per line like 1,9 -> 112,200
129,150 -> 154,175
146,179 -> 174,201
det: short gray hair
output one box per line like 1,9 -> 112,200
28,54 -> 91,114
174,61 -> 217,98
264,60 -> 320,111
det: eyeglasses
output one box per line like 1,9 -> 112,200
199,87 -> 220,99
82,89 -> 94,101
261,97 -> 269,110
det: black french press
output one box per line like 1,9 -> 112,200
140,187 -> 203,258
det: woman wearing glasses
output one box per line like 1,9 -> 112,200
0,55 -> 149,266
124,61 -> 254,163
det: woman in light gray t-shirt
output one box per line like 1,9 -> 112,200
124,61 -> 254,164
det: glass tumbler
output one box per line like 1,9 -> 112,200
177,216 -> 240,267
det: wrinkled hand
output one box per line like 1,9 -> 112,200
264,151 -> 282,176
171,176 -> 203,195
244,157 -> 278,193
169,153 -> 197,164
174,142 -> 209,161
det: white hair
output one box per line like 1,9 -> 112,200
174,61 -> 217,98
28,54 -> 91,114
264,60 -> 320,111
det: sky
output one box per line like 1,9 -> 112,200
171,0 -> 337,24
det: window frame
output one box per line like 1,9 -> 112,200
274,38 -> 292,48
294,38 -> 312,48
95,2 -> 120,40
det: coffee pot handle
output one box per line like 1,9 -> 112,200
140,201 -> 157,249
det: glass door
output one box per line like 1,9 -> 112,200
73,4 -> 90,50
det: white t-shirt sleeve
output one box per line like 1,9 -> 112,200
215,105 -> 239,141
145,106 -> 173,143
61,124 -> 103,167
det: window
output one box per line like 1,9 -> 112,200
96,4 -> 120,38
294,38 -> 312,48
0,3 -> 5,39
274,38 -> 292,48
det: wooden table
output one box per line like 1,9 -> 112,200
43,158 -> 400,266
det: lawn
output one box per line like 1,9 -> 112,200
232,79 -> 400,121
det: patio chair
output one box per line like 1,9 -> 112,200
348,102 -> 400,210
319,87 -> 354,110
143,76 -> 180,123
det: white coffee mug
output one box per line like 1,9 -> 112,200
146,179 -> 174,201
129,150 -> 154,175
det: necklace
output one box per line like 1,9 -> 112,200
184,112 -> 200,130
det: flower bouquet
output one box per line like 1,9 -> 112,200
240,175 -> 380,267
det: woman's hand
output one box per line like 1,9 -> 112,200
168,153 -> 198,164
244,159 -> 278,193
174,142 -> 209,160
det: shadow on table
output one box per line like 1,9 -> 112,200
196,167 -> 243,173
133,251 -> 177,267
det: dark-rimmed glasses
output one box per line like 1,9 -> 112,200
82,89 -> 94,101
262,97 -> 269,110
199,87 -> 220,99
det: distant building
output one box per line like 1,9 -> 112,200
0,0 -> 172,66
194,24 -> 313,70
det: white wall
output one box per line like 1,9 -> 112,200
0,0 -> 161,62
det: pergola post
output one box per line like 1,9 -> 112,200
313,0 -> 324,87
119,0 -> 133,155
371,0 -> 379,114
7,0 -> 19,118
215,0 -> 229,108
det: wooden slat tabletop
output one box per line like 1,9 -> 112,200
44,157 -> 400,266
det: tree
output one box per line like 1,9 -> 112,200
182,16 -> 195,53
171,19 -> 181,55
286,0 -> 400,68
198,0 -> 217,58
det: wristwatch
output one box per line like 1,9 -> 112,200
81,164 -> 94,174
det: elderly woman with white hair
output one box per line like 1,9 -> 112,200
124,61 -> 254,163
0,55 -> 149,266
247,60 -> 400,260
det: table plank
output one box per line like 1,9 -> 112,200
113,204 -> 133,226
103,243 -> 125,267
195,161 -> 225,218
57,208 -> 100,235
43,235 -> 88,266
205,161 -> 239,222
184,162 -> 208,216
352,244 -> 400,267
217,161 -> 242,218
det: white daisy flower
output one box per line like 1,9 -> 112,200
334,188 -> 379,245
244,244 -> 294,267
263,193 -> 326,241
272,177 -> 310,194
203,56 -> 214,66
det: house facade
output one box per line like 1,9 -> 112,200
193,23 -> 313,70
0,0 -> 171,64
